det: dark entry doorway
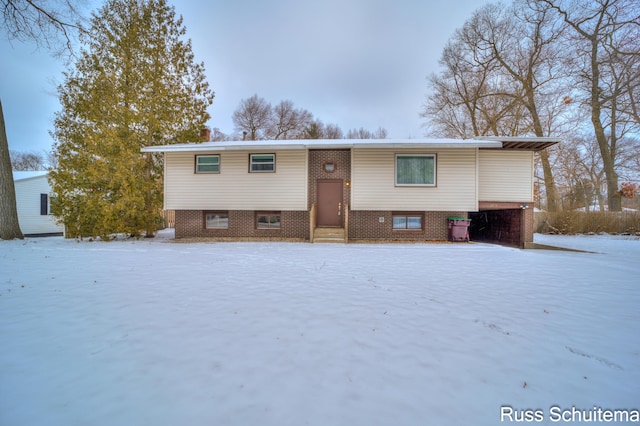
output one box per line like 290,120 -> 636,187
317,180 -> 343,227
469,209 -> 523,247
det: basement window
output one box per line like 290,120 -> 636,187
257,212 -> 281,229
205,211 -> 228,229
392,213 -> 423,230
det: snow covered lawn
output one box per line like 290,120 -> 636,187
1,231 -> 639,426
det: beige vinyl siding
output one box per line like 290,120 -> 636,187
351,149 -> 477,211
164,150 -> 307,210
478,150 -> 534,202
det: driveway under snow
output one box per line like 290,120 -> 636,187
1,231 -> 639,426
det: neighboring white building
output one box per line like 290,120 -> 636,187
12,171 -> 64,237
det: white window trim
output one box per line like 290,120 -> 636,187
395,153 -> 437,187
249,153 -> 276,173
392,214 -> 424,230
195,154 -> 220,174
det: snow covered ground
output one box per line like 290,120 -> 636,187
1,231 -> 639,426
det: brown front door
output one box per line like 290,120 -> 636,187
317,180 -> 343,227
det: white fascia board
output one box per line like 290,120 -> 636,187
141,141 -> 305,152
349,141 -> 503,149
141,138 -> 503,153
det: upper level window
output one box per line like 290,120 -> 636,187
250,154 -> 275,172
195,155 -> 220,173
396,154 -> 436,186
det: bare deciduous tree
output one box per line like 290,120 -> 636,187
302,120 -> 325,139
210,127 -> 229,142
1,0 -> 86,54
267,100 -> 313,140
616,136 -> 640,184
422,1 -> 585,211
1,0 -> 83,239
301,120 -> 348,139
232,94 -> 387,141
232,94 -> 272,141
323,123 -> 344,139
473,1 -> 567,211
422,12 -> 524,139
346,127 -> 388,139
540,0 -> 640,211
9,150 -> 47,170
554,135 -> 607,210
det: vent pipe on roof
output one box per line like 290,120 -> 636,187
242,131 -> 247,141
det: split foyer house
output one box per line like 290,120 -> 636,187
142,137 -> 558,247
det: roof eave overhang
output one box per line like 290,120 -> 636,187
141,139 -> 503,153
476,136 -> 561,151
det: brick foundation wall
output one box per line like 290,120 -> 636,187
176,209 -> 465,242
175,210 -> 309,240
348,210 -> 465,241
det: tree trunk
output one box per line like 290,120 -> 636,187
589,38 -> 621,212
538,149 -> 559,212
526,88 -> 560,212
0,99 -> 24,239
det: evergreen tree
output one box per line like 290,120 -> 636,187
50,0 -> 214,238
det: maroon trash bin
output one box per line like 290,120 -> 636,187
448,218 -> 471,242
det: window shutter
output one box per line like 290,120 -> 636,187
40,194 -> 48,215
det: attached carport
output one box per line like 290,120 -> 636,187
469,202 -> 533,248
471,137 -> 560,248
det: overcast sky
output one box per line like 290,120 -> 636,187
1,0 -> 487,155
